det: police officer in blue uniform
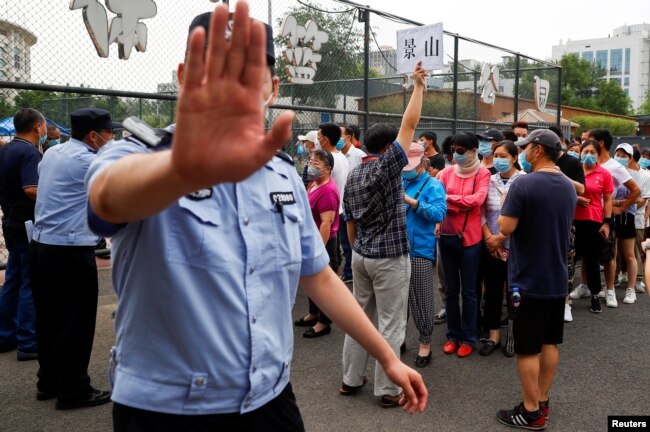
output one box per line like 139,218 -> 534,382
29,108 -> 118,410
0,108 -> 43,361
85,4 -> 427,431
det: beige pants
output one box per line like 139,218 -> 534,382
342,252 -> 410,397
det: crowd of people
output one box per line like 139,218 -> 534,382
0,2 -> 648,431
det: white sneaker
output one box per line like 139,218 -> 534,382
569,284 -> 590,299
564,304 -> 573,322
618,273 -> 628,286
605,289 -> 618,308
635,281 -> 646,293
598,287 -> 606,298
623,288 -> 637,304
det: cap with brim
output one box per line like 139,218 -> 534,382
298,130 -> 318,143
188,12 -> 275,66
403,143 -> 425,171
70,108 -> 122,134
478,128 -> 505,142
515,129 -> 560,149
615,143 -> 634,157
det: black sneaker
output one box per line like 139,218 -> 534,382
496,402 -> 546,430
590,296 -> 602,314
433,309 -> 446,324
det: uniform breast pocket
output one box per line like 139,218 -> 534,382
269,204 -> 303,267
166,196 -> 228,272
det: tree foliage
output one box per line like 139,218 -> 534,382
559,53 -> 631,115
638,90 -> 650,115
573,115 -> 636,136
0,89 -> 175,130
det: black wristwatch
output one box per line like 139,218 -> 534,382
603,217 -> 613,226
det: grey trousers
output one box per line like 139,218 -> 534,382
342,251 -> 410,397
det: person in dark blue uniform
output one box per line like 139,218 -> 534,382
85,4 -> 428,431
0,108 -> 43,361
29,108 -> 119,409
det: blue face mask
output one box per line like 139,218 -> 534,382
296,143 -> 307,157
518,151 -> 532,173
567,151 -> 580,159
402,169 -> 418,180
582,154 -> 597,167
453,152 -> 468,165
640,158 -> 650,169
336,138 -> 345,151
615,156 -> 629,167
478,141 -> 493,157
38,133 -> 47,147
46,139 -> 61,148
493,158 -> 511,173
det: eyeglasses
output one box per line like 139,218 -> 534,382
452,146 -> 468,155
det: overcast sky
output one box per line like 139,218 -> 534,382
1,0 -> 648,93
366,0 -> 649,60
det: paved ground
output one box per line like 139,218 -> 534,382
1,267 -> 649,432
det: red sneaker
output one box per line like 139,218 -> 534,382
442,340 -> 457,354
457,343 -> 474,358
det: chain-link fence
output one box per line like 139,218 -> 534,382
0,0 -> 561,267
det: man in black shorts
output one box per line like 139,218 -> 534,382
493,129 -> 577,430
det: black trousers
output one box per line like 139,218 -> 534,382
482,251 -> 509,330
28,241 -> 98,401
574,220 -> 605,296
113,383 -> 305,432
308,237 -> 340,325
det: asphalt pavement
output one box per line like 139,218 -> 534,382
1,266 -> 649,432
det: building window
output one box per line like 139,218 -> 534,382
625,48 -> 631,74
610,78 -> 621,85
610,49 -> 622,75
624,88 -> 629,96
595,50 -> 608,70
13,48 -> 20,70
624,77 -> 630,86
581,51 -> 593,63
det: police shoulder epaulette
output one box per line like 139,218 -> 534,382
275,149 -> 295,166
126,130 -> 173,151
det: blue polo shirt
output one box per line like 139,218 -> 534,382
33,138 -> 100,246
85,131 -> 329,415
0,137 -> 40,237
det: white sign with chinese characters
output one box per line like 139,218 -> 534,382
534,76 -> 550,111
70,0 -> 157,60
279,15 -> 329,85
396,23 -> 444,74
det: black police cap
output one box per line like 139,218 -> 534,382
70,108 -> 122,134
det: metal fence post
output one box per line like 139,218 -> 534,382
556,66 -> 562,128
514,54 -> 520,122
363,9 -> 370,134
452,36 -> 458,134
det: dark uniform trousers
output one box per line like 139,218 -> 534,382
28,241 -> 98,401
113,383 -> 305,432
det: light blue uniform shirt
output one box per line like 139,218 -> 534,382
85,132 -> 329,415
33,138 -> 100,246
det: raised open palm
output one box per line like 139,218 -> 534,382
172,2 -> 294,189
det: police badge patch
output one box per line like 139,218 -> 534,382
187,188 -> 213,201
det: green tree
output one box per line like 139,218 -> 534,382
0,97 -> 13,118
638,90 -> 650,115
558,54 -> 631,114
275,1 -> 366,107
596,80 -> 632,114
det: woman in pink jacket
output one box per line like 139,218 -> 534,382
436,132 -> 491,358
